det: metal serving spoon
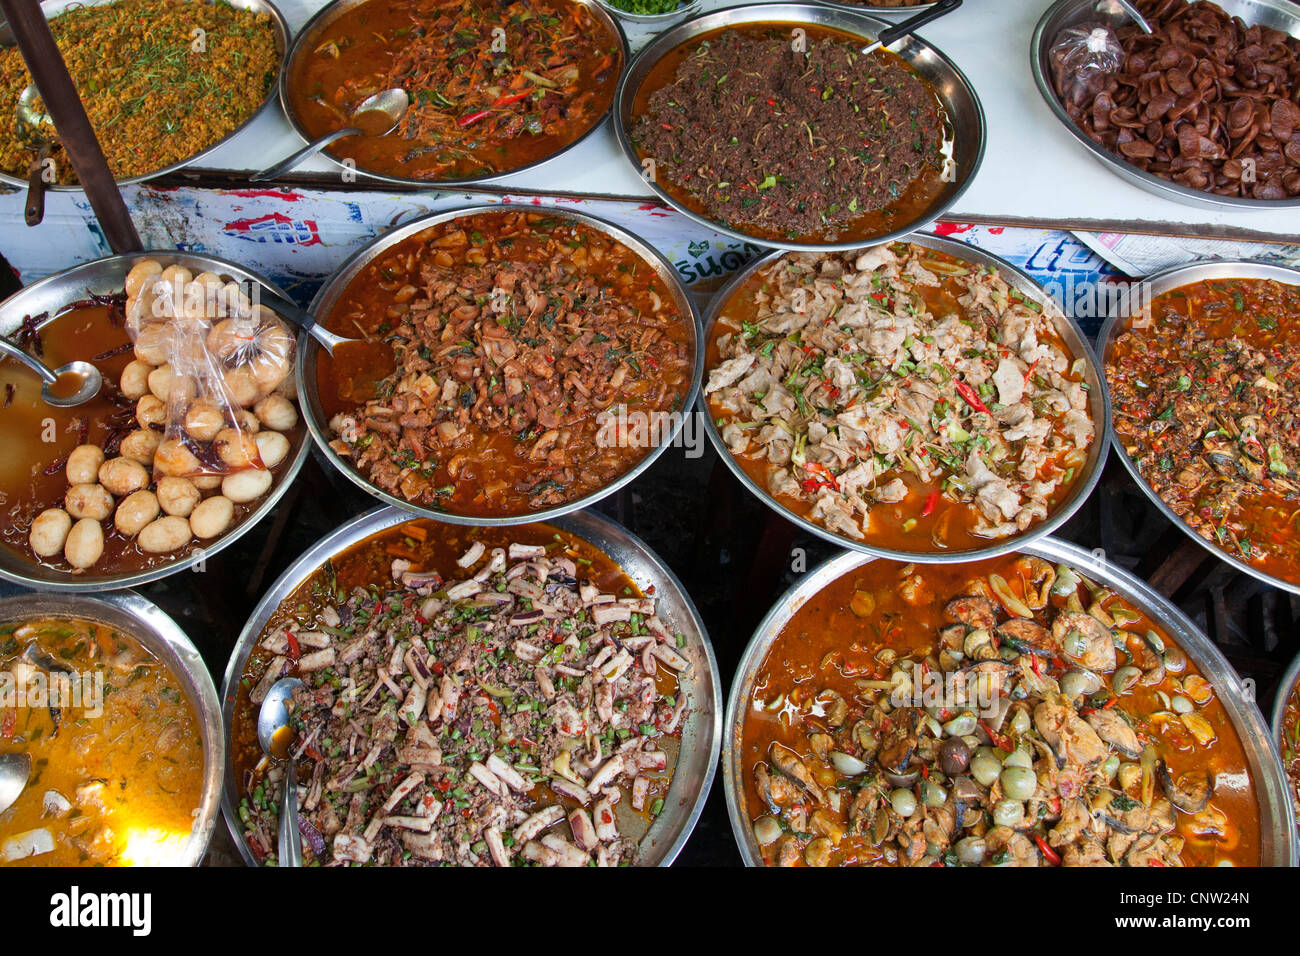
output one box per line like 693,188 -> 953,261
0,337 -> 102,407
0,753 -> 32,815
250,87 -> 410,183
1101,0 -> 1155,34
255,289 -> 364,356
257,676 -> 304,867
862,0 -> 962,55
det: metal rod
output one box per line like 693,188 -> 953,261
0,0 -> 141,252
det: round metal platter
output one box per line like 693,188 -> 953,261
0,0 -> 289,190
277,0 -> 628,188
722,536 -> 1300,867
0,589 -> 224,867
1030,0 -> 1300,212
219,505 -> 722,867
298,202 -> 703,527
1096,259 -> 1300,596
612,2 -> 986,253
699,233 -> 1111,563
0,251 -> 310,592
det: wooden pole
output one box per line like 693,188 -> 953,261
0,0 -> 141,252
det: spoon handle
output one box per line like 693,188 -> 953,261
864,0 -> 962,54
0,336 -> 57,384
257,290 -> 348,356
25,144 -> 50,227
279,758 -> 303,867
250,127 -> 362,183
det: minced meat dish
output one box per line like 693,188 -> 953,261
630,24 -> 948,242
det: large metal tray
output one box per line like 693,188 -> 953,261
298,203 -> 702,526
612,2 -> 986,252
1096,259 -> 1300,596
219,505 -> 722,866
699,233 -> 1111,563
1031,0 -> 1300,212
0,0 -> 289,190
276,0 -> 628,188
0,589 -> 223,866
722,536 -> 1300,866
0,251 -> 310,592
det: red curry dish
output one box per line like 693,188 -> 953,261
289,0 -> 623,181
1281,681 -> 1300,838
319,210 -> 696,517
629,23 -> 949,244
1106,277 -> 1300,587
706,242 -> 1095,553
739,554 -> 1260,866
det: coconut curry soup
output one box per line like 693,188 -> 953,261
739,554 -> 1259,866
0,618 -> 205,866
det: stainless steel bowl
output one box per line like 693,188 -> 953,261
1096,259 -> 1300,596
277,0 -> 628,188
1270,653 -> 1300,837
1272,650 -> 1300,746
220,504 -> 722,866
0,589 -> 223,866
1031,0 -> 1300,212
0,0 -> 289,190
723,536 -> 1300,866
299,203 -> 702,526
613,3 -> 986,252
700,234 -> 1111,563
594,0 -> 700,28
0,251 -> 310,592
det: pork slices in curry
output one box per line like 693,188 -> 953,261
1107,277 -> 1300,587
236,533 -> 692,867
741,555 -> 1259,867
322,211 -> 694,518
706,243 -> 1095,551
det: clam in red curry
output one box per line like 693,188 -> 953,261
739,554 -> 1258,866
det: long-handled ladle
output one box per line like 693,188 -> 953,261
0,337 -> 101,406
250,88 -> 410,183
257,676 -> 305,867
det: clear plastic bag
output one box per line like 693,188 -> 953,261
121,261 -> 296,482
1050,22 -> 1123,108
